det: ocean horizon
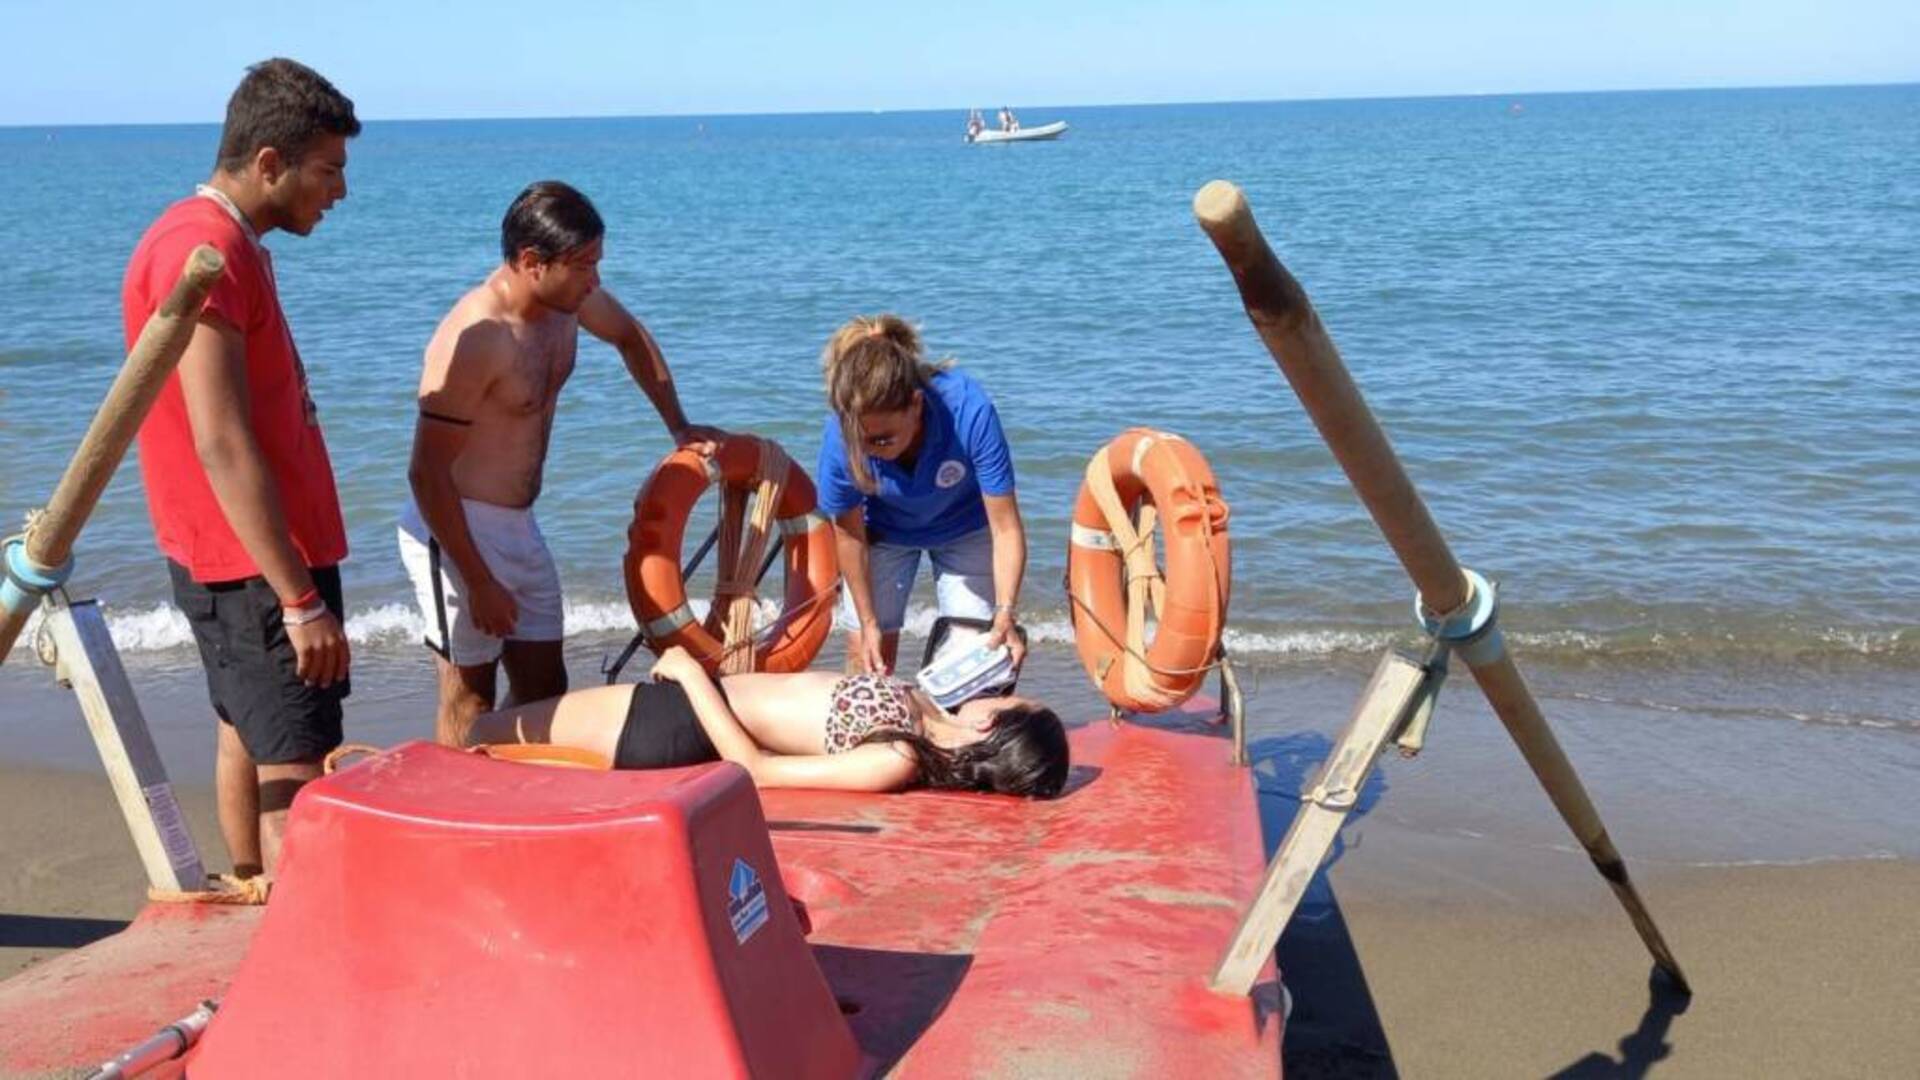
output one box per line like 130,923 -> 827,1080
5,79 -> 1914,130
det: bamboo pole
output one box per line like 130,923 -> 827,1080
0,245 -> 224,666
1192,181 -> 1689,994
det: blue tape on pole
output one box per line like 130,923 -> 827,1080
1413,567 -> 1503,662
0,577 -> 27,616
1,537 -> 74,614
1454,625 -> 1506,667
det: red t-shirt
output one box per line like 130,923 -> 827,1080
124,195 -> 348,583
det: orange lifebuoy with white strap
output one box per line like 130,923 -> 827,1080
1067,429 -> 1230,712
625,435 -> 839,674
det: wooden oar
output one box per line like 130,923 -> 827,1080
0,245 -> 224,667
1192,180 -> 1690,994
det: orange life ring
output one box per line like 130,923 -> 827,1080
1067,429 -> 1230,712
625,435 -> 839,674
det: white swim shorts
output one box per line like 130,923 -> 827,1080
397,498 -> 564,666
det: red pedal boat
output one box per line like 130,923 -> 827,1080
0,701 -> 1280,1077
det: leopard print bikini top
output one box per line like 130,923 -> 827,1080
824,674 -> 918,753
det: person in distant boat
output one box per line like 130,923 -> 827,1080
399,181 -> 723,747
467,645 -> 1069,796
123,59 -> 360,878
1000,106 -> 1020,132
967,109 -> 985,141
817,315 -> 1029,677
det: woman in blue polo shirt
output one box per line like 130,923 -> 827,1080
817,314 -> 1027,676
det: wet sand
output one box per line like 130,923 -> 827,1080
4,643 -> 1918,1076
1288,833 -> 1920,1077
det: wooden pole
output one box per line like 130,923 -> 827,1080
0,245 -> 223,666
1192,180 -> 1689,994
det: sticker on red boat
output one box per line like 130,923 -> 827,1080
728,858 -> 768,944
141,781 -> 198,868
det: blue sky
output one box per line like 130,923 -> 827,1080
2,1 -> 1914,125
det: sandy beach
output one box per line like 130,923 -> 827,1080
5,640 -> 1917,1077
1291,849 -> 1920,1077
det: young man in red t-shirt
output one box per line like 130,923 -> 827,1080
123,58 -> 360,877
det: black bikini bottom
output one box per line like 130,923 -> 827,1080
614,680 -> 722,770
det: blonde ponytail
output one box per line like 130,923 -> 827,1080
822,315 -> 949,493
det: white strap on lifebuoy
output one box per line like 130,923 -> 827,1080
778,512 -> 828,538
1070,522 -> 1119,550
1131,432 -> 1156,476
645,603 -> 696,642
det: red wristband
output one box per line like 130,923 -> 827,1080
281,586 -> 320,611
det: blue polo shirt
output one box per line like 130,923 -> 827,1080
817,369 -> 1016,547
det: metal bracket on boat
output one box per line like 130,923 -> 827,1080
1397,567 -> 1503,755
1216,645 -> 1248,766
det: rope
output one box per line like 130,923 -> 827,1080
10,506 -> 48,552
2,510 -> 49,579
689,578 -> 842,670
148,873 -> 271,906
707,440 -> 789,675
3,507 -> 74,621
1063,578 -> 1226,680
32,612 -> 58,666
323,743 -> 383,774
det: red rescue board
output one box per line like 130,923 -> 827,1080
0,701 -> 1279,1077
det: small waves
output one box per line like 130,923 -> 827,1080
18,595 -> 784,657
17,602 -> 436,655
46,596 -> 1915,670
18,594 -> 1912,737
1558,689 -> 1920,735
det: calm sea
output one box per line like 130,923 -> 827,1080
2,86 -> 1917,732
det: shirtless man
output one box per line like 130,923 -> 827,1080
399,181 -> 719,745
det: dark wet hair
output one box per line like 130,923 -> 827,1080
215,58 -> 360,174
863,704 -> 1070,799
501,181 -> 605,264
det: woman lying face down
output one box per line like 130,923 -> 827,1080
465,646 -> 1070,797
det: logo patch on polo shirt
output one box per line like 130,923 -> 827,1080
936,460 -> 968,489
